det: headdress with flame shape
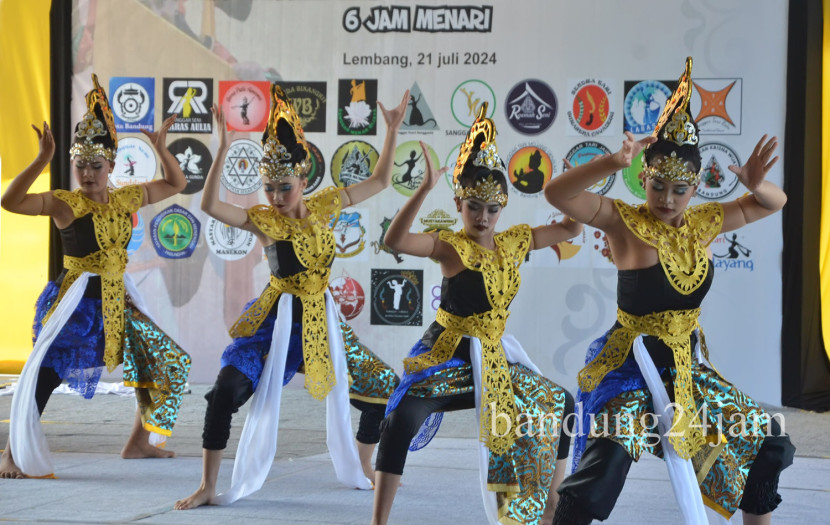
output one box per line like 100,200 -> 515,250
643,56 -> 701,185
69,74 -> 118,162
258,83 -> 311,181
453,103 -> 508,206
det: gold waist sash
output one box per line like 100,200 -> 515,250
405,307 -> 516,455
229,268 -> 334,400
43,249 -> 128,372
578,307 -> 713,459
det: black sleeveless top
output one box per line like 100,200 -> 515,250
263,241 -> 317,319
420,268 -> 496,363
615,261 -> 713,367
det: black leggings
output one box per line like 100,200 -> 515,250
375,390 -> 575,476
33,367 -> 63,416
201,365 -> 387,450
555,418 -> 796,523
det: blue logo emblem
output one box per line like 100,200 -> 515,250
623,80 -> 672,134
150,204 -> 200,259
109,77 -> 155,133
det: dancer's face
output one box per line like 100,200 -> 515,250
645,174 -> 697,227
263,176 -> 307,216
72,155 -> 113,196
457,197 -> 503,243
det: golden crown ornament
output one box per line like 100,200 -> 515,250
453,103 -> 508,206
258,83 -> 311,181
69,73 -> 118,162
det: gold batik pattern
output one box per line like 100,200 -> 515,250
45,186 -> 143,371
229,187 -> 341,400
405,225 -> 531,455
614,200 -> 723,295
341,321 -> 400,403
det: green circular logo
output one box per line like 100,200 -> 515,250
622,151 -> 646,200
158,213 -> 194,252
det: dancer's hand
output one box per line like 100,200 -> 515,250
729,135 -> 779,192
379,89 -> 410,131
141,115 -> 177,153
613,131 -> 656,168
211,103 -> 238,151
416,141 -> 447,193
32,122 -> 55,164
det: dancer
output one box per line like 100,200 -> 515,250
372,105 -> 581,525
174,84 -> 407,509
0,74 -> 191,479
545,58 -> 795,524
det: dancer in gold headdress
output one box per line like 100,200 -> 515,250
545,57 -> 795,524
174,84 -> 408,510
0,74 -> 191,479
371,104 -> 582,525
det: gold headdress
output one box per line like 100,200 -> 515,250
644,56 -> 701,184
69,74 -> 118,162
453,103 -> 508,206
258,83 -> 311,181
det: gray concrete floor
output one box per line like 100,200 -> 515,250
0,379 -> 828,524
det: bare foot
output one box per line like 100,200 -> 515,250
174,485 -> 215,510
121,441 -> 176,459
0,447 -> 25,479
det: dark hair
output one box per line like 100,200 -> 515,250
261,119 -> 308,165
456,164 -> 508,195
644,121 -> 702,173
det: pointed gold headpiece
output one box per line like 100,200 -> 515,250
69,74 -> 118,162
453,103 -> 508,206
258,83 -> 311,181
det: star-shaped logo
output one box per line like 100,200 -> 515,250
694,81 -> 736,126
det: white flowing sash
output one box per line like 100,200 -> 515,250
470,334 -> 542,525
214,290 -> 370,505
9,272 -> 150,477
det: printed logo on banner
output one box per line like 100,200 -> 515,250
110,77 -> 154,133
401,82 -> 439,132
168,138 -> 212,195
504,79 -> 557,135
281,82 -> 327,133
126,212 -> 145,257
221,138 -> 263,195
219,81 -> 270,132
590,227 -> 615,267
371,269 -> 423,326
303,141 -> 326,195
392,141 -> 440,197
549,211 -> 585,263
507,144 -> 554,196
372,215 -> 404,263
331,140 -> 379,187
420,209 -> 457,232
567,79 -> 614,137
451,80 -> 496,128
621,151 -> 647,200
205,217 -> 256,261
333,209 -> 367,258
343,5 -> 493,33
712,233 -> 754,272
443,143 -> 462,190
330,271 -> 366,320
564,142 -> 615,195
111,137 -> 156,188
338,79 -> 378,135
697,143 -> 741,200
623,80 -> 674,135
163,78 -> 213,133
150,204 -> 200,259
692,79 -> 742,135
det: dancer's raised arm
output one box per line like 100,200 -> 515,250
341,89 -> 409,206
141,115 -> 187,205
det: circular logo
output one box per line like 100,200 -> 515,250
392,141 -> 440,197
564,142 -> 615,195
150,204 -> 200,259
443,143 -> 462,190
333,211 -> 366,258
507,144 -> 554,196
331,140 -> 379,187
111,137 -> 156,187
568,80 -> 613,136
504,79 -> 557,135
112,82 -> 151,123
222,82 -> 269,131
168,138 -> 213,195
126,212 -> 145,256
303,141 -> 326,195
330,275 -> 365,320
222,139 -> 263,195
205,217 -> 256,261
697,143 -> 741,200
623,80 -> 672,135
451,80 -> 496,128
622,151 -> 647,200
